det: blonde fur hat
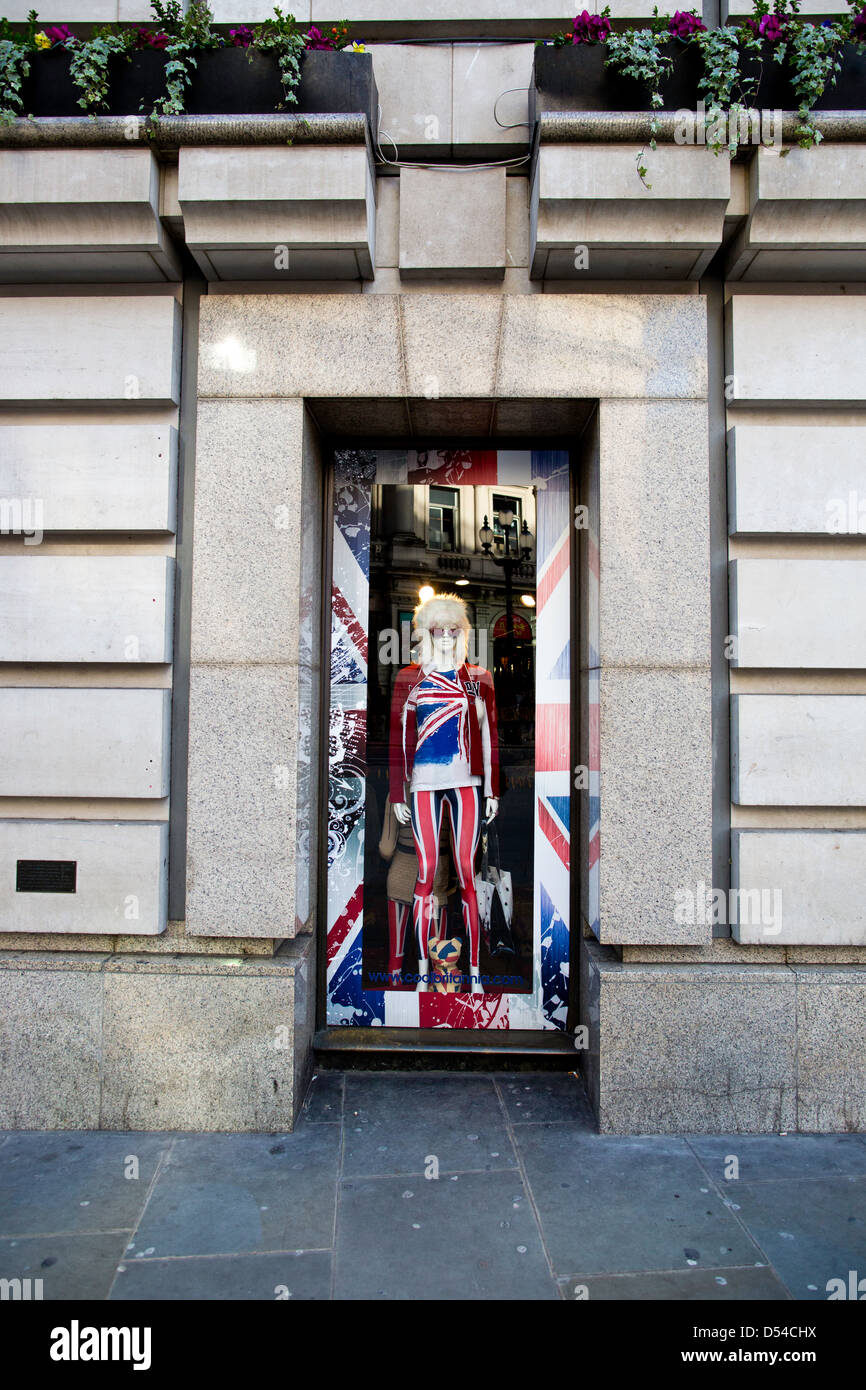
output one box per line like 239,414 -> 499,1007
412,593 -> 471,668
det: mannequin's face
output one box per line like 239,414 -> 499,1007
430,624 -> 461,667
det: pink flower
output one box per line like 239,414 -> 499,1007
229,25 -> 254,47
132,25 -> 169,49
304,25 -> 335,49
744,13 -> 787,42
760,13 -> 784,40
571,10 -> 611,43
44,24 -> 74,46
852,8 -> 866,40
668,10 -> 707,39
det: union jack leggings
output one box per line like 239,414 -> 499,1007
410,785 -> 483,982
387,899 -> 447,983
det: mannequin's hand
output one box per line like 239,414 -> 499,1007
393,801 -> 411,826
485,797 -> 499,822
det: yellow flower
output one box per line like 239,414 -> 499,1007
34,31 -> 51,48
350,41 -> 365,51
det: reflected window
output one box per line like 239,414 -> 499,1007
428,485 -> 458,551
491,494 -> 522,542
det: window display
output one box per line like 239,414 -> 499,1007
389,593 -> 499,994
326,448 -> 572,1032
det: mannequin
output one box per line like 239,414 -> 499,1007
388,594 -> 500,994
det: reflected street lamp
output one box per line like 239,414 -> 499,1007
479,511 -> 534,657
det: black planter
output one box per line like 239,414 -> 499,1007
737,39 -> 866,111
811,41 -> 866,110
295,48 -> 377,125
531,40 -> 703,121
19,49 -> 80,117
182,47 -> 282,114
107,49 -> 171,117
17,45 -> 378,127
532,37 -> 866,122
738,42 -> 797,109
182,47 -> 378,122
20,48 -> 173,117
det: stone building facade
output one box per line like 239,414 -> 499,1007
0,1 -> 864,1133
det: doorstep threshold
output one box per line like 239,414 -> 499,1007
314,1026 -> 580,1063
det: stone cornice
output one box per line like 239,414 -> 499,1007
0,112 -> 371,152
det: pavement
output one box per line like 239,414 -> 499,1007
1,1069 -> 865,1302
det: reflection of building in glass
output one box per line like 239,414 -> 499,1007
369,480 -> 537,753
363,470 -> 540,1000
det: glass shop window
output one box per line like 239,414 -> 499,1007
428,485 -> 458,551
326,447 -> 572,1034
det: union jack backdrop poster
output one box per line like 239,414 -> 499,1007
326,448 -> 573,1032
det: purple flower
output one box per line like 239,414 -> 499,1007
229,25 -> 254,47
571,10 -> 611,44
132,25 -> 169,49
668,10 -> 707,40
853,8 -> 866,40
44,24 -> 74,46
761,13 -> 785,41
745,13 -> 787,42
304,25 -> 332,49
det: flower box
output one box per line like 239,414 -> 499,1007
17,46 -> 377,126
107,49 -> 177,117
184,48 -> 377,122
18,48 -> 80,117
531,40 -> 703,122
531,37 -> 866,124
746,40 -> 866,110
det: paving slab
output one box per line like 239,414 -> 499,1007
496,1072 -> 595,1125
725,1176 -> 866,1301
335,1168 -> 556,1301
0,1132 -> 170,1236
514,1124 -> 767,1278
110,1250 -> 332,1301
561,1265 -> 791,1300
687,1133 -> 866,1184
342,1072 -> 517,1178
128,1128 -> 340,1258
301,1072 -> 344,1124
0,1231 -> 130,1300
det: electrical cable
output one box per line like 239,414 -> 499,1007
374,102 -> 531,172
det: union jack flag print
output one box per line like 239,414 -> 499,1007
410,670 -> 471,768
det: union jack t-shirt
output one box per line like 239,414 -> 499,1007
407,668 -> 482,793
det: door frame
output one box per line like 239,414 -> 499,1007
313,435 -> 588,1056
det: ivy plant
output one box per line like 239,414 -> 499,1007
149,0 -> 221,117
0,8 -> 37,123
694,25 -> 742,154
252,8 -> 306,108
69,26 -> 131,113
604,8 -> 675,187
787,19 -> 845,146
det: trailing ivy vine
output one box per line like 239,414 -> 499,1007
149,0 -> 221,116
68,26 -> 130,113
0,8 -> 36,123
694,24 -> 743,155
605,9 -> 674,185
253,7 -> 306,108
788,20 -> 846,146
